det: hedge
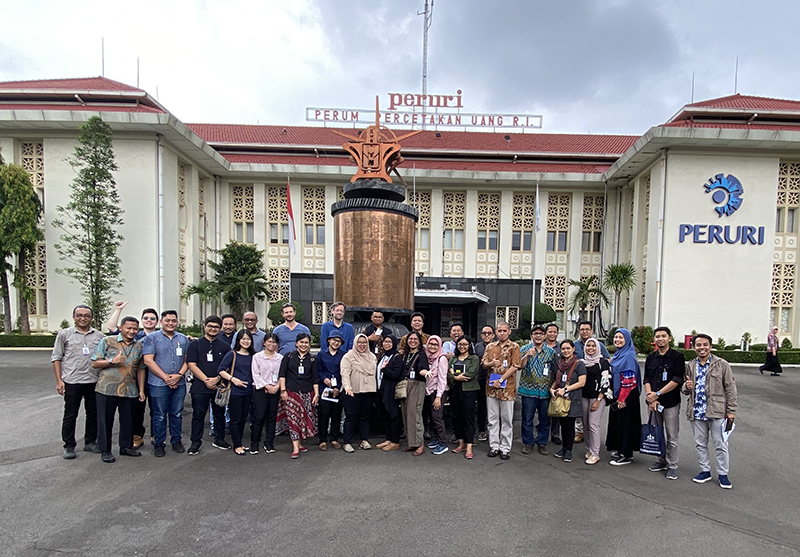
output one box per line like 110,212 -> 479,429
0,334 -> 57,347
672,348 -> 800,364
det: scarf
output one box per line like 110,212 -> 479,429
609,328 -> 641,396
426,335 -> 444,365
342,333 -> 377,376
558,352 -> 577,375
581,337 -> 603,367
382,334 -> 398,358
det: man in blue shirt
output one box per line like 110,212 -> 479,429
273,302 -> 311,356
142,310 -> 190,457
519,325 -> 557,455
320,302 -> 354,352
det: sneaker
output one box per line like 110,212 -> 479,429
487,449 -> 500,458
499,451 -> 510,460
187,443 -> 201,456
649,462 -> 668,472
172,442 -> 186,454
693,471 -> 713,483
562,450 -> 573,463
666,469 -> 679,480
585,455 -> 600,465
264,445 -> 276,454
610,456 -> 633,466
433,444 -> 449,455
585,451 -> 591,460
119,448 -> 141,457
343,443 -> 355,453
249,446 -> 259,455
718,474 -> 732,489
477,432 -> 488,442
63,448 -> 77,460
427,440 -> 440,449
359,441 -> 372,450
153,445 -> 166,457
522,444 -> 533,455
610,451 -> 622,460
537,445 -> 549,456
554,448 -> 565,459
101,451 -> 116,463
212,440 -> 232,451
84,442 -> 101,453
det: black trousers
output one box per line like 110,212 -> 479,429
343,392 -> 373,444
558,416 -> 576,451
317,397 -> 343,443
62,382 -> 97,449
762,352 -> 783,374
606,389 -> 642,458
191,392 -> 227,444
228,393 -> 253,448
251,389 -> 280,448
379,393 -> 402,444
96,393 -> 134,452
131,383 -> 151,438
455,388 -> 478,444
476,373 -> 487,433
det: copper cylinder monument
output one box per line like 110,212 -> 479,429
331,103 -> 421,314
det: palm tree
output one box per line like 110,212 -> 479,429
568,275 -> 610,334
218,271 -> 270,318
181,280 -> 222,317
602,263 -> 637,326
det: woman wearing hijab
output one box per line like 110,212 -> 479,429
580,338 -> 612,465
340,334 -> 377,453
376,335 -> 404,452
549,339 -> 586,463
401,332 -> 428,455
448,335 -> 480,459
423,336 -> 450,455
760,326 -> 783,376
606,328 -> 642,466
277,332 -> 319,459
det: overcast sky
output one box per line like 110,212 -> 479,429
2,0 -> 798,136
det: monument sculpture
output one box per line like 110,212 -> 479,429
330,99 -> 421,315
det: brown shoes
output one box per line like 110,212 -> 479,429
412,446 -> 425,456
574,433 -> 584,443
376,440 -> 391,449
133,435 -> 143,449
382,442 -> 400,452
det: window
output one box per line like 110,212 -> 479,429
476,193 -> 500,251
232,184 -> 255,244
495,306 -> 519,330
582,194 -> 604,253
546,194 -> 571,252
312,301 -> 333,325
546,231 -> 568,252
440,306 -> 463,337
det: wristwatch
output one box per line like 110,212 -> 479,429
656,390 -> 661,397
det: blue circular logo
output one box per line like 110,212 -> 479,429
704,174 -> 743,217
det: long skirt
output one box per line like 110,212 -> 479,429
276,391 -> 317,441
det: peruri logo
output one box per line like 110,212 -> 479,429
704,174 -> 743,217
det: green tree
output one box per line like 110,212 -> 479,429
521,302 -> 557,325
52,116 -> 123,326
0,163 -> 44,334
568,275 -> 609,332
602,263 -> 637,326
181,280 -> 222,318
267,300 -> 304,326
186,241 -> 269,320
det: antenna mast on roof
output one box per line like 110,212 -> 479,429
418,0 -> 434,130
734,56 -> 739,93
691,71 -> 695,103
101,37 -> 105,76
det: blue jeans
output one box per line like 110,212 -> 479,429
521,396 -> 550,446
150,384 -> 186,447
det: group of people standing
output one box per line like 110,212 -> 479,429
51,303 -> 738,489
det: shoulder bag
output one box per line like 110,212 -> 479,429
547,360 -> 577,418
214,352 -> 237,407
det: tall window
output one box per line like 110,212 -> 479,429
408,191 -> 431,275
198,177 -> 207,283
546,194 -> 570,252
443,192 -> 466,277
313,301 -> 333,325
495,306 -> 520,330
20,142 -> 47,329
772,263 -> 795,333
266,186 -> 290,302
302,187 -> 326,272
440,307 -> 463,337
511,193 -> 535,279
232,184 -> 254,244
581,194 -> 604,253
476,193 -> 500,276
178,163 -> 188,319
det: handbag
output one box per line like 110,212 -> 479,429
214,353 -> 236,407
394,379 -> 408,400
547,360 -> 577,418
640,411 -> 666,457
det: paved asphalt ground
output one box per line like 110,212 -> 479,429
1,350 -> 799,557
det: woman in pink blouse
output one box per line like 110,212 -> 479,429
423,335 -> 450,455
250,333 -> 283,454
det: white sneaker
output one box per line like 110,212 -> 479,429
585,455 -> 600,465
359,440 -> 372,450
343,444 -> 355,453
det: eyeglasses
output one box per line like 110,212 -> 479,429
532,331 -> 545,335
481,331 -> 493,335
206,324 -> 221,329
142,316 -> 157,321
74,314 -> 92,319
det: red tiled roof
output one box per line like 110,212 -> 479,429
0,102 -> 164,113
221,153 -> 609,174
0,76 -> 144,93
188,124 -> 638,156
684,94 -> 800,111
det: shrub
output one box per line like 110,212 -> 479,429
177,321 -> 203,337
782,337 -> 793,350
0,334 -> 57,347
749,343 -> 767,351
606,327 -> 619,347
267,300 -> 304,326
631,326 -> 654,355
521,303 -> 557,326
673,347 -> 800,364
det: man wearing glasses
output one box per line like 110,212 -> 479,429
186,316 -> 232,455
236,311 -> 265,352
519,325 -> 557,455
52,305 -> 106,459
474,325 -> 495,442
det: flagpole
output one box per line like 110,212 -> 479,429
531,181 -> 540,324
287,173 -> 296,304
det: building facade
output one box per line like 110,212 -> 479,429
0,77 -> 795,345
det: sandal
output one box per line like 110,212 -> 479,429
235,447 -> 246,456
290,451 -> 300,459
465,452 -> 474,460
319,442 -> 327,451
453,446 -> 465,454
330,441 -> 342,449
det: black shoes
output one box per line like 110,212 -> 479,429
84,442 -> 101,453
119,448 -> 142,457
172,442 -> 186,453
499,452 -> 510,460
101,452 -> 116,463
63,448 -> 77,460
153,445 -> 166,457
187,443 -> 201,456
551,436 -> 562,446
487,449 -> 501,458
212,440 -> 232,451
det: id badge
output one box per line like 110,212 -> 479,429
272,373 -> 278,383
502,359 -> 508,368
176,346 -> 183,357
543,364 -> 550,377
82,345 -> 90,356
410,370 -> 415,379
662,370 -> 668,382
330,377 -> 337,387
374,346 -> 379,354
206,352 -> 214,362
298,364 -> 305,375
561,373 -> 567,383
